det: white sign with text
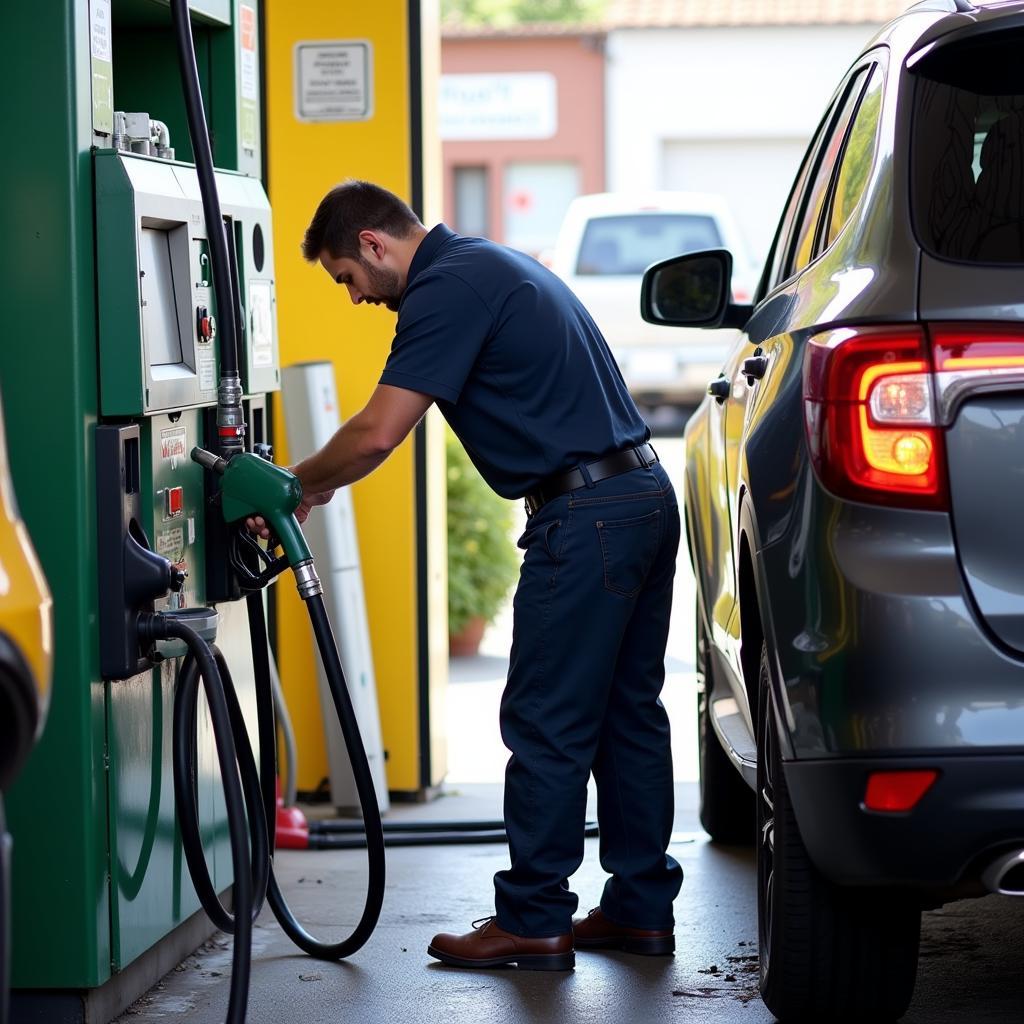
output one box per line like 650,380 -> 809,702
295,41 -> 373,122
440,73 -> 557,141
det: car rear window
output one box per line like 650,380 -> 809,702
574,213 -> 722,276
911,28 -> 1024,263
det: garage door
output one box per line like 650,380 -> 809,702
661,138 -> 807,266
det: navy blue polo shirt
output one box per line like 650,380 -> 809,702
379,224 -> 649,499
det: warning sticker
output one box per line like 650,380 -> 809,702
90,0 -> 112,61
198,351 -> 216,392
156,527 -> 184,561
161,426 -> 187,468
250,280 -> 274,368
294,41 -> 373,122
240,6 -> 258,101
90,0 -> 114,135
239,4 -> 258,152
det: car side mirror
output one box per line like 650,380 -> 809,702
641,249 -> 752,330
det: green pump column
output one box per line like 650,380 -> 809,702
0,0 -> 275,1012
0,1 -> 110,989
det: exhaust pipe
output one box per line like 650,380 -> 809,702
981,848 -> 1024,896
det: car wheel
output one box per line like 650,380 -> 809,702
755,642 -> 921,1021
696,615 -> 754,844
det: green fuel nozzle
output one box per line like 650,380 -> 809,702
192,448 -> 320,597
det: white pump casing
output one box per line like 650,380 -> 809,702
281,362 -> 389,814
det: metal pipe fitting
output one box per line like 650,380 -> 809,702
292,560 -> 323,601
216,373 -> 246,458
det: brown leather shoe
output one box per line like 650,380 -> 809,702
428,917 -> 575,971
572,907 -> 675,955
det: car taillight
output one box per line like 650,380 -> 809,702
931,325 -> 1024,424
804,324 -> 1024,510
803,326 -> 947,510
863,769 -> 938,813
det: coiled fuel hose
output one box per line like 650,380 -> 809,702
138,614 -> 255,1024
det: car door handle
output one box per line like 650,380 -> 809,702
707,375 -> 730,403
742,347 -> 768,385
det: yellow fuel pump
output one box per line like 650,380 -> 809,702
0,385 -> 53,1024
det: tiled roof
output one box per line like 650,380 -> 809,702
442,21 -> 605,39
442,1 -> 921,38
604,0 -> 915,28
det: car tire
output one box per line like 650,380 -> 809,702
756,642 -> 921,1022
696,616 -> 755,844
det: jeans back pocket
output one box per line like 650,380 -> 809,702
596,508 -> 663,598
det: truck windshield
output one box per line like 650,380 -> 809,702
911,26 -> 1024,263
575,213 -> 722,276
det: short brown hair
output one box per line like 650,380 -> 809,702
301,180 -> 422,262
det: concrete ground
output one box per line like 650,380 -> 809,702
113,782 -> 1024,1024
114,436 -> 1024,1023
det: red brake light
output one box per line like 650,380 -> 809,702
803,326 -> 947,510
931,324 -> 1024,423
863,770 -> 938,813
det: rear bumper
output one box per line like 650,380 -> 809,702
784,754 -> 1024,889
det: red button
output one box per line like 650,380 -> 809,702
166,486 -> 184,518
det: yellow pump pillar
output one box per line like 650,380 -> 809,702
265,0 -> 447,796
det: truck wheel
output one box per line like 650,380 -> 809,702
697,616 -> 754,844
756,643 -> 921,1021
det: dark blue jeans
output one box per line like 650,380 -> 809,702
493,461 -> 683,937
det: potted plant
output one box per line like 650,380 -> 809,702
446,430 -> 520,656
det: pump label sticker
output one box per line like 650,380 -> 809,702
250,281 -> 274,368
157,527 -> 184,561
198,352 -> 217,392
239,5 -> 259,153
90,0 -> 112,61
90,0 -> 114,135
294,41 -> 373,122
161,427 -> 188,468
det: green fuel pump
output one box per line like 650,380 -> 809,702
3,2 -> 388,1019
88,1 -> 385,1020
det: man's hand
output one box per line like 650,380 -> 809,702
296,488 -> 335,525
243,385 -> 433,540
245,488 -> 335,540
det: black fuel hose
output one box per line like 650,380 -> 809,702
168,0 -> 239,377
246,591 -> 387,960
311,819 -> 561,834
172,652 -> 270,933
139,614 -> 252,1024
180,591 -> 385,960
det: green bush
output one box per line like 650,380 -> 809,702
446,430 -> 520,635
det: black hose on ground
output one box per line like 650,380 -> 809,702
139,614 -> 253,1024
171,650 -> 272,933
246,591 -> 387,960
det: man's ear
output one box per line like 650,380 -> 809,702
358,229 -> 385,262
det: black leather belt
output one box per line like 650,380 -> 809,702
524,443 -> 659,516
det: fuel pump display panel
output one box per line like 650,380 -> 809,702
96,150 -> 279,417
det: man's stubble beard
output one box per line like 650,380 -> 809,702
359,257 -> 404,312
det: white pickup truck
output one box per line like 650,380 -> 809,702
549,192 -> 756,410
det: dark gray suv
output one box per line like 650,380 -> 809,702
642,1 -> 1024,1020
